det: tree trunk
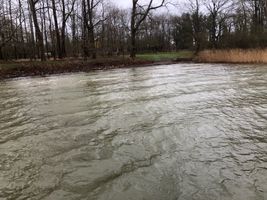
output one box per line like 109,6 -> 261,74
88,28 -> 96,59
87,0 -> 96,59
71,12 -> 77,57
18,0 -> 26,59
47,0 -> 56,60
41,0 -> 49,59
130,29 -> 136,58
61,24 -> 67,57
28,2 -> 36,60
82,0 -> 89,59
211,13 -> 217,49
130,0 -> 137,59
61,0 -> 67,57
51,0 -> 62,59
29,0 -> 46,61
0,47 -> 3,60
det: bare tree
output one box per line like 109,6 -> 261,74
82,0 -> 105,59
51,0 -> 76,58
0,1 -> 14,59
130,0 -> 166,58
61,0 -> 76,57
2,0 -> 267,61
187,0 -> 202,52
28,0 -> 46,61
51,0 -> 61,58
203,0 -> 232,48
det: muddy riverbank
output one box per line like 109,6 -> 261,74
0,57 -> 193,79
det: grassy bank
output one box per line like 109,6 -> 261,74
197,49 -> 267,63
0,51 -> 193,79
137,51 -> 193,62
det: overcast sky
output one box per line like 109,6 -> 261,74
111,0 -> 186,13
112,0 -> 131,8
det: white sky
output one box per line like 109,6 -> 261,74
111,0 -> 131,8
111,0 -> 186,13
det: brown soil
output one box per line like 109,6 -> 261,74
0,58 -> 179,79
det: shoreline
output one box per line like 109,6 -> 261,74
3,49 -> 267,79
0,58 -> 193,80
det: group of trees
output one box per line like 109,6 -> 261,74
1,0 -> 267,61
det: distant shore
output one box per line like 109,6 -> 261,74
0,58 -> 192,79
0,59 -> 149,79
3,49 -> 267,79
0,52 -> 193,79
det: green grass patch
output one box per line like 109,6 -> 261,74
136,51 -> 193,61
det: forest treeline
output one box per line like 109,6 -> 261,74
0,0 -> 267,61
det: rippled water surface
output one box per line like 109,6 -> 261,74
0,64 -> 267,200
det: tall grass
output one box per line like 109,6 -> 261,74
197,49 -> 267,63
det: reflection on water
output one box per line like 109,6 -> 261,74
0,64 -> 266,200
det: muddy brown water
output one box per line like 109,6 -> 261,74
0,64 -> 266,200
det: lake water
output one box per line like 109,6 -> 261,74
0,64 -> 266,200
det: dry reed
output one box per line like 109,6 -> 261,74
196,49 -> 267,63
